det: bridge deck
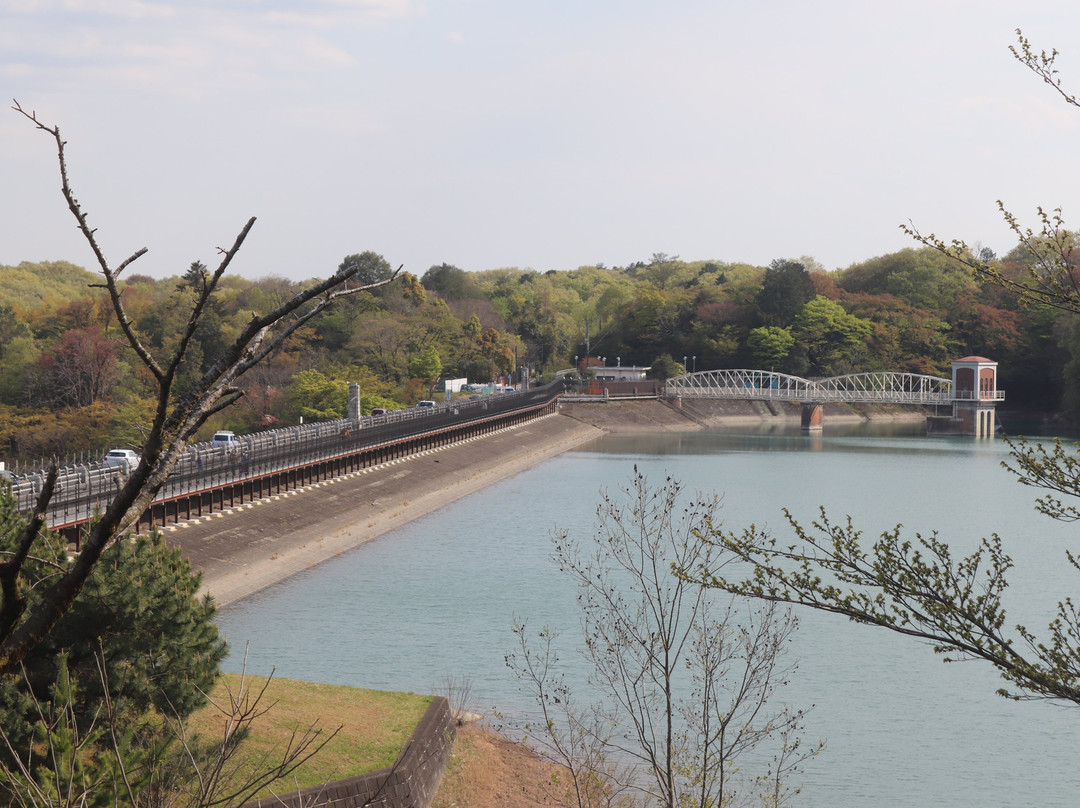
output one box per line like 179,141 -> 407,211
665,369 -> 1004,405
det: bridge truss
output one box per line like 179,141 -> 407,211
665,369 -> 956,405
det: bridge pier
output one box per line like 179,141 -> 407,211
801,403 -> 823,432
927,401 -> 998,437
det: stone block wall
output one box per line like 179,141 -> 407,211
243,696 -> 456,808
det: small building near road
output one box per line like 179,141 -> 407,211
593,366 -> 651,382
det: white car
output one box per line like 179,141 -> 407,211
103,449 -> 140,469
211,430 -> 239,447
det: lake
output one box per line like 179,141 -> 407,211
217,421 -> 1080,807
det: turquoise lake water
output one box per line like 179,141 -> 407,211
216,423 -> 1080,807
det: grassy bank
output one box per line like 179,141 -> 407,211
185,674 -> 431,797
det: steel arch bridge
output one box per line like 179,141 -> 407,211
664,369 -> 961,405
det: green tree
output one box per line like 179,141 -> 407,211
1,103 -> 395,675
350,314 -> 413,382
756,259 -> 816,327
0,304 -> 30,357
338,251 -> 395,287
640,252 -> 689,290
648,353 -> 683,381
0,335 -> 37,406
0,261 -> 99,314
694,30 -> 1080,713
137,278 -> 229,400
747,325 -> 796,371
420,263 -> 483,300
0,484 -> 224,771
408,346 -> 442,398
0,658 -> 335,808
458,322 -> 516,383
790,296 -> 873,375
842,292 -> 956,376
836,248 -> 976,311
284,368 -> 349,421
179,260 -> 210,292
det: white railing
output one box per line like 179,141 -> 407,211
665,369 -> 1004,406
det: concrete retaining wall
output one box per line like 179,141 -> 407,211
242,696 -> 456,808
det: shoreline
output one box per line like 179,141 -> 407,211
178,401 -> 928,608
178,414 -> 604,608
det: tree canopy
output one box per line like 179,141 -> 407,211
690,29 -> 1080,714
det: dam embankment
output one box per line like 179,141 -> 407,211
176,399 -> 926,606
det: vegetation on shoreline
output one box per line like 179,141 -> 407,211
185,675 -> 431,798
5,27 -> 1080,803
1,236 -> 1072,467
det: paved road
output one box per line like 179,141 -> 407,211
164,414 -> 602,607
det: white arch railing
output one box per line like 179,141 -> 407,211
810,371 -> 952,404
665,369 -> 1002,405
664,369 -> 817,400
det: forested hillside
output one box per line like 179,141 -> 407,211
0,242 -> 1069,463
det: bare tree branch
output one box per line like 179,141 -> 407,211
167,659 -> 341,808
12,100 -> 161,381
0,102 -> 400,672
510,470 -> 820,808
900,32 -> 1080,317
1010,28 -> 1080,109
0,465 -> 57,642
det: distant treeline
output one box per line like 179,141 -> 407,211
0,242 -> 1069,461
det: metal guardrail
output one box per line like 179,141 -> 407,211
8,382 -> 564,530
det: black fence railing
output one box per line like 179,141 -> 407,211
9,382 -> 565,532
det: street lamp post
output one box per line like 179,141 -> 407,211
692,355 -> 696,372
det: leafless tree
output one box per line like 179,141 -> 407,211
0,651 -> 339,808
159,665 -> 339,808
903,31 -> 1080,316
698,30 -> 1080,718
506,621 -> 634,808
1,101 -> 399,673
510,469 -> 822,808
678,603 -> 820,808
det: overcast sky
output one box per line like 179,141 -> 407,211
2,1 -> 1079,281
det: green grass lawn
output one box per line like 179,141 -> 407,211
185,673 -> 432,795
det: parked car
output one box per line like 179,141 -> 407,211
103,449 -> 140,469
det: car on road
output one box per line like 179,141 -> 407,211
370,408 -> 387,416
417,400 -> 437,409
211,431 -> 239,447
103,449 -> 140,469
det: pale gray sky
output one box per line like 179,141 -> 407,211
2,0 -> 1079,280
